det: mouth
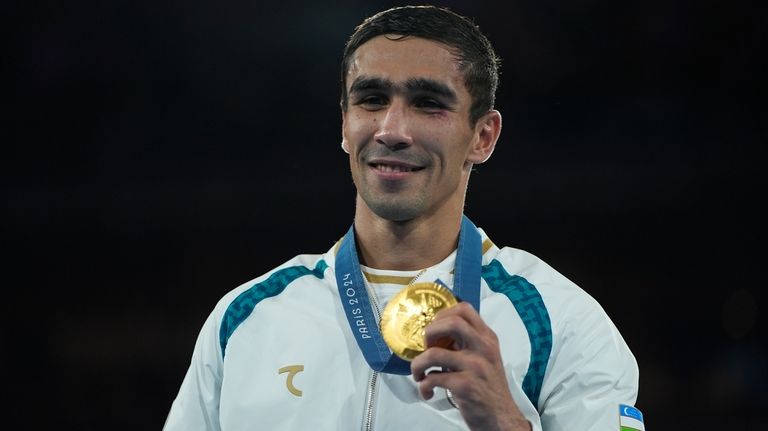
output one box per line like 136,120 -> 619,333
368,160 -> 425,173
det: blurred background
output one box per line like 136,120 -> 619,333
4,0 -> 766,429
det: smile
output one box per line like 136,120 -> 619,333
370,163 -> 424,173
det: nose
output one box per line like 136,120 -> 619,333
374,101 -> 413,151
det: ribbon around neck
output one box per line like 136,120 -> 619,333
334,215 -> 482,375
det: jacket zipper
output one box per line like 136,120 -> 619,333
362,279 -> 383,431
363,370 -> 379,431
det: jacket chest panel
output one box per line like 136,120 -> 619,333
219,284 -> 371,429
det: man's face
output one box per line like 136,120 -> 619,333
342,35 -> 486,222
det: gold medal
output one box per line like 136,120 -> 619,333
380,282 -> 458,361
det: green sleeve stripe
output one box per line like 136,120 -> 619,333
482,259 -> 553,410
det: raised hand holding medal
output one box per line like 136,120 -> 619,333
411,301 -> 532,431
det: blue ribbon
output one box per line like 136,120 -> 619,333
334,215 -> 482,375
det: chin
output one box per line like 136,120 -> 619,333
366,199 -> 425,222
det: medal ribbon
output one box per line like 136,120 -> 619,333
334,215 -> 482,375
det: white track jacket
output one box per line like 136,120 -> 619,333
165,228 -> 639,430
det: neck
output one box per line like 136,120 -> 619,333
353,197 -> 464,271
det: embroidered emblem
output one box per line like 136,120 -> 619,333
278,365 -> 304,397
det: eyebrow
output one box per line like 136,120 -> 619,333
349,76 -> 458,104
349,76 -> 393,95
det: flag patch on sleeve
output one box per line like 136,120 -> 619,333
619,404 -> 645,431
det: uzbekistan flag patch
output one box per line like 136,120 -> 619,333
619,404 -> 645,431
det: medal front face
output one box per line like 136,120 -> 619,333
380,282 -> 458,361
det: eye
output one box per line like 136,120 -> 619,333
357,95 -> 388,110
414,97 -> 445,111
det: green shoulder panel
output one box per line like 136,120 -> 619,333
219,260 -> 328,358
482,259 -> 553,410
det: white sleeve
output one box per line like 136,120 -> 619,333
538,298 -> 639,431
163,310 -> 224,431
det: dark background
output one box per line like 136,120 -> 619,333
4,0 -> 766,429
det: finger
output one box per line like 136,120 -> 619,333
431,302 -> 501,356
416,368 -> 445,400
417,369 -> 467,402
411,345 -> 472,381
424,312 -> 478,351
434,302 -> 488,333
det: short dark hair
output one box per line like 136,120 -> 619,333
340,5 -> 500,125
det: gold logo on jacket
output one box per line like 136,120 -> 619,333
278,365 -> 304,397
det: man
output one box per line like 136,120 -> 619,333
165,6 -> 641,431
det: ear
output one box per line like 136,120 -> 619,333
341,110 -> 350,154
466,110 -> 502,164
